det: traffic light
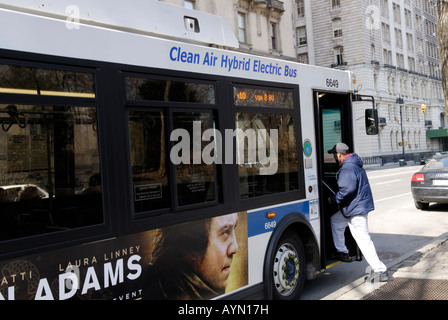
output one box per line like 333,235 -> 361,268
421,104 -> 426,113
396,97 -> 404,104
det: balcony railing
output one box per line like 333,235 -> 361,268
254,0 -> 285,11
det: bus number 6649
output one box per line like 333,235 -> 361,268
265,221 -> 276,230
326,78 -> 339,88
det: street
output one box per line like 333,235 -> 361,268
300,162 -> 448,300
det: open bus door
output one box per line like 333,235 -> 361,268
314,91 -> 362,267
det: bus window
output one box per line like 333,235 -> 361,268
172,112 -> 216,207
0,64 -> 95,98
0,104 -> 102,241
128,110 -> 217,213
126,73 -> 219,213
128,110 -> 171,213
125,76 -> 215,104
236,112 -> 298,198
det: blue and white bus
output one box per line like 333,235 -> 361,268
0,0 -> 378,300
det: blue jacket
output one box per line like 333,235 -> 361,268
330,153 -> 374,217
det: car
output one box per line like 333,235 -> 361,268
411,154 -> 448,210
0,184 -> 49,202
420,152 -> 442,165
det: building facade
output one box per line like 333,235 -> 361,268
295,0 -> 444,162
162,0 -> 445,162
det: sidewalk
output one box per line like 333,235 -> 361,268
322,232 -> 448,300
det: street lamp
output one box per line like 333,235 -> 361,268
396,94 -> 405,160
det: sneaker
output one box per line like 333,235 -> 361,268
335,252 -> 352,263
365,271 -> 392,283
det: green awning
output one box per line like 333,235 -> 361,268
427,128 -> 448,139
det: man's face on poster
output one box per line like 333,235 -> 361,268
192,213 -> 239,291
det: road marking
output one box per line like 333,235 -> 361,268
369,172 -> 413,179
376,179 -> 402,185
368,168 -> 420,179
375,192 -> 411,203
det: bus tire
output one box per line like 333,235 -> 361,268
272,231 -> 306,300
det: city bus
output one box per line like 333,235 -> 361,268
0,0 -> 378,300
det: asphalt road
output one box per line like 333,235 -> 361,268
300,162 -> 448,300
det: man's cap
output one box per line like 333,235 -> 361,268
327,142 -> 349,154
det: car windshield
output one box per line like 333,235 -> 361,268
423,157 -> 448,170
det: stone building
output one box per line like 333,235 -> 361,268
298,0 -> 444,162
163,0 -> 297,59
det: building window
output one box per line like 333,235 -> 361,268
298,53 -> 308,64
418,60 -> 425,74
408,57 -> 415,72
374,73 -> 378,91
415,15 -> 423,32
296,26 -> 307,46
382,23 -> 391,42
332,0 -> 341,9
405,9 -> 412,28
184,0 -> 194,9
238,12 -> 247,43
297,0 -> 305,18
416,37 -> 423,54
395,28 -> 403,47
406,33 -> 414,51
390,131 -> 394,151
270,22 -> 278,50
387,76 -> 392,94
383,49 -> 392,65
380,0 -> 389,17
388,104 -> 393,121
333,18 -> 342,38
334,46 -> 344,65
393,3 -> 401,24
396,53 -> 404,69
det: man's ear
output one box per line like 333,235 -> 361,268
186,251 -> 200,264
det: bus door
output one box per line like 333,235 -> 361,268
314,91 -> 362,266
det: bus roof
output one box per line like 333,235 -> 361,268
0,0 -> 239,48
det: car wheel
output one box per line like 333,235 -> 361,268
415,201 -> 429,210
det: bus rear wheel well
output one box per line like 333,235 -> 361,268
284,222 -> 320,279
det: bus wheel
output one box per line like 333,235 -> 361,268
272,231 -> 306,300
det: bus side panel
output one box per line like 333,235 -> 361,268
0,200 -> 318,300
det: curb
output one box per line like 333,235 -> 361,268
321,232 -> 448,300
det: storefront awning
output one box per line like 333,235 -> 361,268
427,128 -> 448,139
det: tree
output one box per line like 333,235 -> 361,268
437,0 -> 448,126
